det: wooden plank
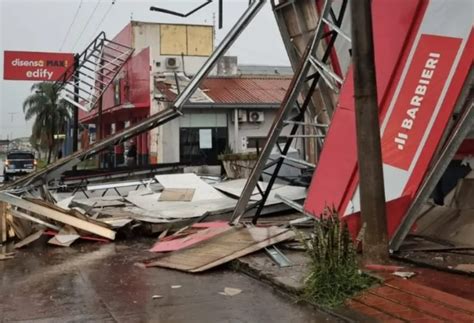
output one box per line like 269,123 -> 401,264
0,201 -> 7,243
6,213 -> 30,239
15,230 -> 44,249
26,197 -> 111,228
192,230 -> 295,272
146,226 -> 294,272
10,209 -> 61,231
0,193 -> 115,240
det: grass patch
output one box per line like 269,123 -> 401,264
297,210 -> 376,308
36,159 -> 47,169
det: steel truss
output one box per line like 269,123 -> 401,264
230,0 -> 350,224
55,32 -> 134,112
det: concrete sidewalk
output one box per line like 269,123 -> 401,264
235,249 -> 474,322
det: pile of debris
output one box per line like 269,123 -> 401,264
0,172 -> 310,269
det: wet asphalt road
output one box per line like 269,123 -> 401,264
0,238 -> 336,323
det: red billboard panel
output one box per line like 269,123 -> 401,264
381,35 -> 462,171
3,51 -> 74,81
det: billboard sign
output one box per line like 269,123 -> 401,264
3,51 -> 74,81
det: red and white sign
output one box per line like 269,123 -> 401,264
3,51 -> 74,81
304,0 -> 474,238
381,35 -> 462,171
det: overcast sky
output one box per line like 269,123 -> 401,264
0,0 -> 290,139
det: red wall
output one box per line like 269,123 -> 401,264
79,22 -> 151,123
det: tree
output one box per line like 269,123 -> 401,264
23,82 -> 72,163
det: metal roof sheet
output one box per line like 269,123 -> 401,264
200,76 -> 291,104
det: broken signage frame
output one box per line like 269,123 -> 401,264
303,0 -> 474,246
54,32 -> 134,112
390,71 -> 474,251
3,0 -> 267,192
230,0 -> 350,224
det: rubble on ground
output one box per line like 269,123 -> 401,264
0,171 -> 308,268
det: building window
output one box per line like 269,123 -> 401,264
180,127 -> 228,165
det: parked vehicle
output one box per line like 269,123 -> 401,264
3,150 -> 36,182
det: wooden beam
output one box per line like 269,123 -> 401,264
0,201 -> 6,243
0,193 -> 115,240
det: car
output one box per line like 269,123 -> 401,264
3,150 -> 37,182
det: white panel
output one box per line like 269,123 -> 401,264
155,173 -> 224,201
344,164 -> 409,215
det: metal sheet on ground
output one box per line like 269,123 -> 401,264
453,178 -> 474,209
155,173 -> 224,201
213,179 -> 306,204
126,193 -> 236,219
145,226 -> 295,272
415,206 -> 474,247
150,222 -> 231,253
158,188 -> 195,202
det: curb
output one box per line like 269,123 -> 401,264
233,258 -> 376,323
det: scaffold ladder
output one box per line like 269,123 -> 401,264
54,32 -> 134,112
230,0 -> 350,224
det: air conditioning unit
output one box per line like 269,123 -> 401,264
248,111 -> 264,123
165,57 -> 180,69
231,110 -> 248,123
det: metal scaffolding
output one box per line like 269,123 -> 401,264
230,0 -> 350,224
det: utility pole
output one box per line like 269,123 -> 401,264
73,54 -> 79,153
350,0 -> 389,264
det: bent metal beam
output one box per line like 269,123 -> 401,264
3,0 -> 266,192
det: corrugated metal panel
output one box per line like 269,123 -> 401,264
154,76 -> 292,104
200,76 -> 291,104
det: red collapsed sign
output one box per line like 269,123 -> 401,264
3,51 -> 74,81
381,35 -> 462,171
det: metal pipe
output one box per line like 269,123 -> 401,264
73,54 -> 80,153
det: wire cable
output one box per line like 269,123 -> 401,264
92,0 -> 116,35
59,0 -> 84,51
71,0 -> 102,51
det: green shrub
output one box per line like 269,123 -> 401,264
298,209 -> 375,308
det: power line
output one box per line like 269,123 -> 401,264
71,0 -> 102,52
93,0 -> 116,35
59,0 -> 84,51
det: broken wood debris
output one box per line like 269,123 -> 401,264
48,226 -> 80,247
0,192 -> 115,240
150,221 -> 230,253
14,229 -> 44,249
144,226 -> 295,272
0,251 -> 15,261
219,287 -> 242,296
